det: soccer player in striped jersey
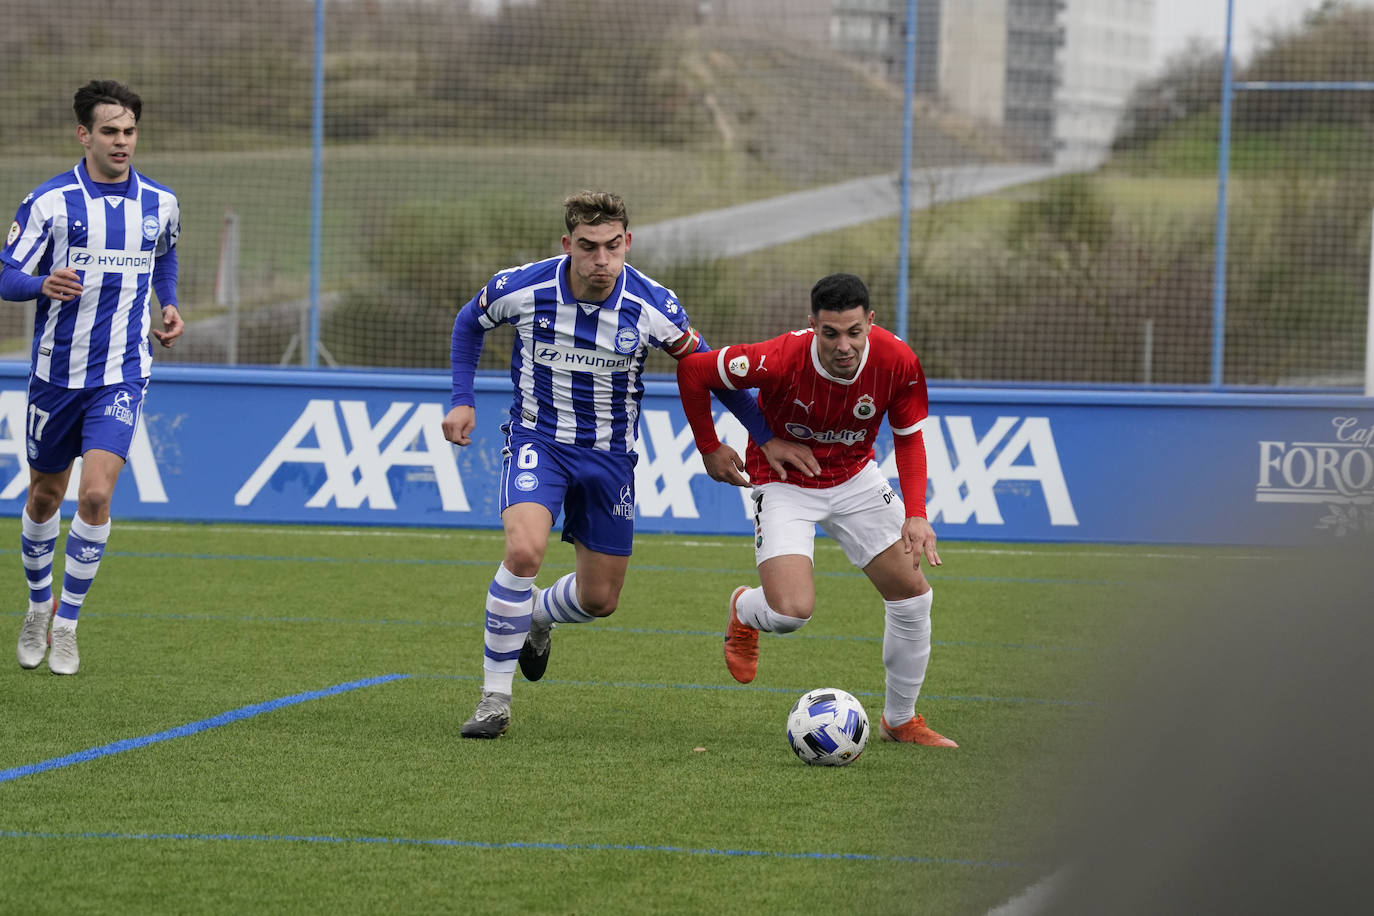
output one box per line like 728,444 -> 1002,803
675,273 -> 957,747
443,190 -> 817,738
2,81 -> 184,675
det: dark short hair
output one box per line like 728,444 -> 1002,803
564,190 -> 628,233
73,80 -> 142,130
810,273 -> 870,315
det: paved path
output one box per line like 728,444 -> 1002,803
633,162 -> 1069,261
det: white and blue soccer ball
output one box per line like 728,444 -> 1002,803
786,688 -> 869,766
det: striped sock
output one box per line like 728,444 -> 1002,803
56,514 -> 110,630
481,563 -> 534,696
20,508 -> 60,614
538,573 -> 595,625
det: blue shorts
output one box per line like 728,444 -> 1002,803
498,424 -> 638,557
26,376 -> 148,473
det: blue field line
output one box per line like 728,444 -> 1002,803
0,674 -> 409,786
415,672 -> 1102,707
0,828 -> 1026,869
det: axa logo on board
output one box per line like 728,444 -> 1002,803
8,388 -> 1369,541
633,409 -> 1079,527
231,402 -> 1080,526
0,392 -> 1079,527
234,400 -> 470,511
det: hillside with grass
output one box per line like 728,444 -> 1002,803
1,0 -> 1367,384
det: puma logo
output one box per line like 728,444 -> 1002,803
792,398 -> 814,413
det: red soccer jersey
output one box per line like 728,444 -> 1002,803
678,324 -> 929,490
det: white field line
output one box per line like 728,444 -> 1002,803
116,523 -> 1276,562
986,867 -> 1070,916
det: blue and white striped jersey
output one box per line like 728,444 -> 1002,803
2,160 -> 179,389
472,255 -> 692,453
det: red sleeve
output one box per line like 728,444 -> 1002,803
886,348 -> 929,434
675,349 -> 728,454
893,428 -> 929,519
888,341 -> 930,518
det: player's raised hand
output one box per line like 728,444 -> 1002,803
702,443 -> 750,487
152,304 -> 184,348
41,267 -> 83,301
901,516 -> 942,569
442,405 -> 476,447
759,437 -> 819,482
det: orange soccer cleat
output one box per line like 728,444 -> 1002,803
879,714 -> 958,748
723,586 -> 759,684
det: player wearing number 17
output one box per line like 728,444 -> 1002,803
676,272 -> 956,747
2,80 -> 184,675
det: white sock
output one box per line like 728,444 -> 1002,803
882,590 -> 933,727
481,563 -> 534,696
735,586 -> 808,634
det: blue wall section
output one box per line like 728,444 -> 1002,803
1,365 -> 1370,546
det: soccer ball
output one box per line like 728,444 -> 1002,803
786,688 -> 869,766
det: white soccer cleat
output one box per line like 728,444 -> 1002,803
17,601 -> 54,669
48,626 -> 80,675
460,690 -> 510,739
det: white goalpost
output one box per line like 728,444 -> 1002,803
1367,207 -> 1373,396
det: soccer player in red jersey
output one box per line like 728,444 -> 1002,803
676,272 -> 956,747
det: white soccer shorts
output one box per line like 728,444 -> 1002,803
752,461 -> 904,570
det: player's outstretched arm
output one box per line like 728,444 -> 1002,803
677,352 -> 749,485
902,516 -> 942,569
442,405 -> 476,447
670,331 -> 777,447
892,427 -> 937,566
449,294 -> 488,422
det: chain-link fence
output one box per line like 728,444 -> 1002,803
2,0 -> 1370,387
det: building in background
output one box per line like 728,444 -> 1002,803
1055,0 -> 1157,167
829,0 -> 940,87
700,0 -> 834,44
938,0 -> 1009,127
708,0 -> 1156,166
1003,0 -> 1066,160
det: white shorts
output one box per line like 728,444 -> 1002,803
751,461 -> 904,570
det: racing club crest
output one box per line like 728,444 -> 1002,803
853,394 -> 877,420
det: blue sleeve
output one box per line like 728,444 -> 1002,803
449,295 -> 487,408
152,245 -> 178,306
0,263 -> 44,302
694,333 -> 773,445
